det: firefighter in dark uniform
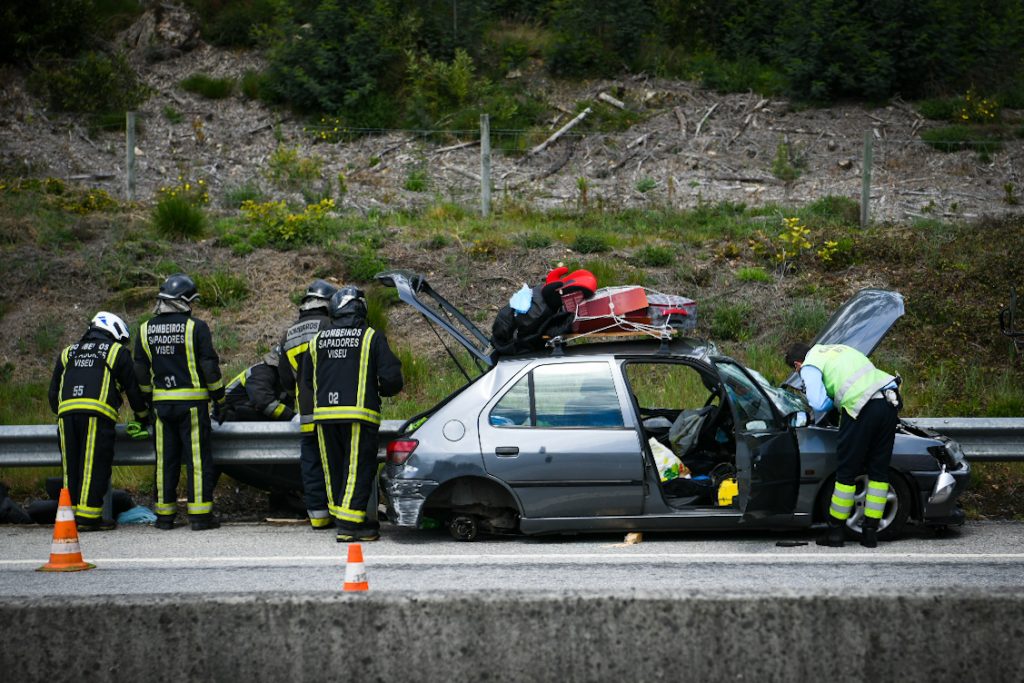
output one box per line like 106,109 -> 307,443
278,279 -> 337,529
300,286 -> 403,542
48,312 -> 150,531
134,274 -> 225,531
218,346 -> 295,422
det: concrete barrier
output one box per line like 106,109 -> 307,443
2,591 -> 1023,682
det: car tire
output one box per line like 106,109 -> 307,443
816,471 -> 912,541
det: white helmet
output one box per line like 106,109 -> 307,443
90,311 -> 130,342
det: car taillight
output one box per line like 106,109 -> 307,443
386,439 -> 419,465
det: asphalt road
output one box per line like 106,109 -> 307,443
3,521 -> 1024,598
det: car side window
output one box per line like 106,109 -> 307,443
490,362 -> 624,429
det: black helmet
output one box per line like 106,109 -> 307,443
158,273 -> 199,303
329,286 -> 367,320
304,279 -> 337,302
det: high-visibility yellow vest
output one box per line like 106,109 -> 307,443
805,344 -> 895,419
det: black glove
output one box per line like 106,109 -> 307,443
212,401 -> 226,426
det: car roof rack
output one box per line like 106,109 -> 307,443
546,327 -> 678,356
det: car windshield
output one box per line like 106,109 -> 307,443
746,367 -> 810,417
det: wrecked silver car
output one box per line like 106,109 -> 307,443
378,271 -> 969,542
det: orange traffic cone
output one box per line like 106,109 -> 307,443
342,543 -> 369,591
37,488 -> 95,572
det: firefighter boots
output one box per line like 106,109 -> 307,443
816,519 -> 846,547
861,518 -> 879,548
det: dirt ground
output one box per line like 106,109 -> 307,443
1,17 -> 1023,383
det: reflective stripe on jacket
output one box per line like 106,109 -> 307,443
135,313 -> 223,404
310,327 -> 381,425
804,344 -> 895,419
49,330 -> 149,421
302,320 -> 403,426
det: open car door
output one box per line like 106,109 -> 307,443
376,270 -> 494,374
712,358 -> 800,520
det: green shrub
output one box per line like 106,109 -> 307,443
634,245 -> 674,267
238,199 -> 335,248
1,0 -> 97,62
578,259 -> 646,287
240,70 -> 268,100
635,177 -> 657,194
194,271 -> 249,308
260,1 -> 413,124
180,73 -> 235,99
198,0 -> 275,48
571,233 -> 611,254
29,315 -> 64,356
803,195 -> 860,227
771,142 -> 802,183
151,195 -> 206,240
468,236 -> 512,260
404,169 -> 429,192
365,286 -> 394,336
265,146 -> 323,190
163,106 -> 183,124
710,302 -> 755,342
736,266 -> 772,283
782,300 -> 828,341
342,246 -> 388,282
31,51 -> 147,114
517,232 -> 552,249
917,98 -> 957,121
690,53 -> 784,96
921,126 -> 1003,156
223,182 -> 263,208
423,234 -> 450,250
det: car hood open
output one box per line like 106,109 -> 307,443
782,288 -> 905,391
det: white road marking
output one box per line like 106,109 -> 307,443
3,552 -> 1024,568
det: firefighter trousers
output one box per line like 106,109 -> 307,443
300,430 -> 331,527
316,421 -> 378,533
153,402 -> 216,522
57,413 -> 115,525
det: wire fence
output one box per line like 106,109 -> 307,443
61,110 -> 1024,223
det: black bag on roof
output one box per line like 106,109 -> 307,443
492,282 -> 573,356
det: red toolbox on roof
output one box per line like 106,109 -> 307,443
568,286 -> 649,333
563,287 -> 698,334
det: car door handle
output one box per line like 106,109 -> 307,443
495,446 -> 519,457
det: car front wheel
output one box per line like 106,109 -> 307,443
846,472 -> 912,541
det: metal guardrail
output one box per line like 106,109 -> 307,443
903,418 -> 1024,462
0,421 -> 406,468
0,418 -> 1020,468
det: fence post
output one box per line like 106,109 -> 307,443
480,113 -> 491,218
125,111 -> 137,201
860,130 -> 873,228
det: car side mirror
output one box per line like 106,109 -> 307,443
787,410 -> 809,428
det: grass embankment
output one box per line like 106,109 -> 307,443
1,181 -> 1021,516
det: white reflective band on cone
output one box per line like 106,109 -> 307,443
51,539 -> 82,554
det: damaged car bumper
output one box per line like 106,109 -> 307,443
383,476 -> 440,528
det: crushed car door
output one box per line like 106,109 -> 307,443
712,358 -> 800,519
478,360 -> 645,518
